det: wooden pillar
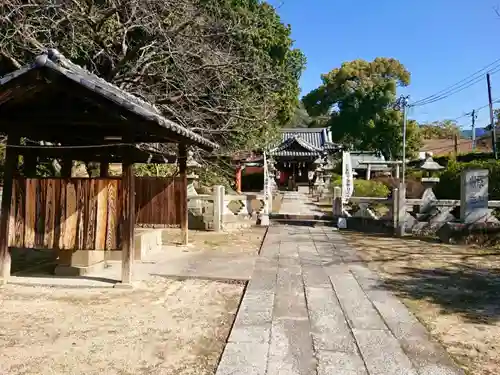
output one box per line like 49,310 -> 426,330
120,157 -> 135,285
235,164 -> 242,193
100,162 -> 109,178
60,159 -> 72,178
0,134 -> 20,284
179,143 -> 188,245
23,154 -> 37,178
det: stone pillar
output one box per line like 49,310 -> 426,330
213,185 -> 224,232
460,169 -> 492,223
397,183 -> 406,237
366,164 -> 371,180
332,186 -> 342,216
392,187 -> 399,232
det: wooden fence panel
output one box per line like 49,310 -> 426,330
135,177 -> 185,227
8,178 -> 122,250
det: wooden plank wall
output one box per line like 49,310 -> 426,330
135,177 -> 184,227
8,178 -> 122,250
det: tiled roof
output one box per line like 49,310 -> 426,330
0,49 -> 218,151
272,136 -> 322,153
270,128 -> 340,157
350,151 -> 389,171
280,128 -> 328,149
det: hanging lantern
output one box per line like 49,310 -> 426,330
298,169 -> 302,177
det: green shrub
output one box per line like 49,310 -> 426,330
434,159 -> 500,199
373,176 -> 424,199
331,176 -> 390,198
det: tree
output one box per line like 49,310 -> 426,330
286,102 -> 313,128
302,58 -> 422,159
286,102 -> 329,128
419,120 -> 461,139
0,0 -> 305,182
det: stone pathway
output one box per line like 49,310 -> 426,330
275,191 -> 325,218
216,224 -> 463,375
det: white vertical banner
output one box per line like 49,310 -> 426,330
342,151 -> 354,203
263,152 -> 269,215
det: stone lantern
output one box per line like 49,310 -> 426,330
313,155 -> 326,198
323,157 -> 335,190
186,150 -> 201,194
416,154 -> 444,216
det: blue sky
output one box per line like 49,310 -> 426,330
274,0 -> 500,131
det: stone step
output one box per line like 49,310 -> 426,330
270,213 -> 333,221
272,218 -> 337,227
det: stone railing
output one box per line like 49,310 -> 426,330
331,185 -> 500,237
188,185 -> 266,231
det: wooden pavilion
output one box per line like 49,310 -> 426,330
0,49 -> 218,285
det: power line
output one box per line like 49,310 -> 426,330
428,99 -> 500,124
412,58 -> 500,107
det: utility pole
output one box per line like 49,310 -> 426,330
487,73 -> 498,159
400,95 -> 409,187
471,109 -> 477,151
397,95 -> 409,237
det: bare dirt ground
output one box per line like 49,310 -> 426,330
162,226 -> 266,253
1,227 -> 267,375
342,231 -> 500,375
0,278 -> 242,375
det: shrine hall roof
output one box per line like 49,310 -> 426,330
269,128 -> 340,157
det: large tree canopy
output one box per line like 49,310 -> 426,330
0,0 -> 305,153
302,58 -> 421,159
419,120 -> 461,139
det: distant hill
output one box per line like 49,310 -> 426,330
461,128 -> 488,139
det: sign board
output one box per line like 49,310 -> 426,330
341,151 -> 354,203
460,169 -> 489,223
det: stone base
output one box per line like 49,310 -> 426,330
259,214 -> 270,226
56,229 -> 162,273
113,282 -> 135,289
54,261 -> 105,277
437,221 -> 500,245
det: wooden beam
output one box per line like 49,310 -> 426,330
120,151 -> 135,285
179,143 -> 188,245
60,159 -> 72,178
0,134 -> 20,284
100,162 -> 109,178
23,154 -> 37,178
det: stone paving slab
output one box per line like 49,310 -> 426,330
329,271 -> 387,330
267,318 -> 316,375
302,265 -> 331,288
216,342 -> 269,375
353,329 -> 417,375
274,268 -> 309,320
305,286 -> 357,353
317,351 -> 368,375
216,194 -> 463,375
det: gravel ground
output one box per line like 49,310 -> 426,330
342,232 -> 500,375
0,277 -> 243,375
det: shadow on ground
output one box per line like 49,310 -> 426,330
343,231 -> 500,325
380,265 -> 500,324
